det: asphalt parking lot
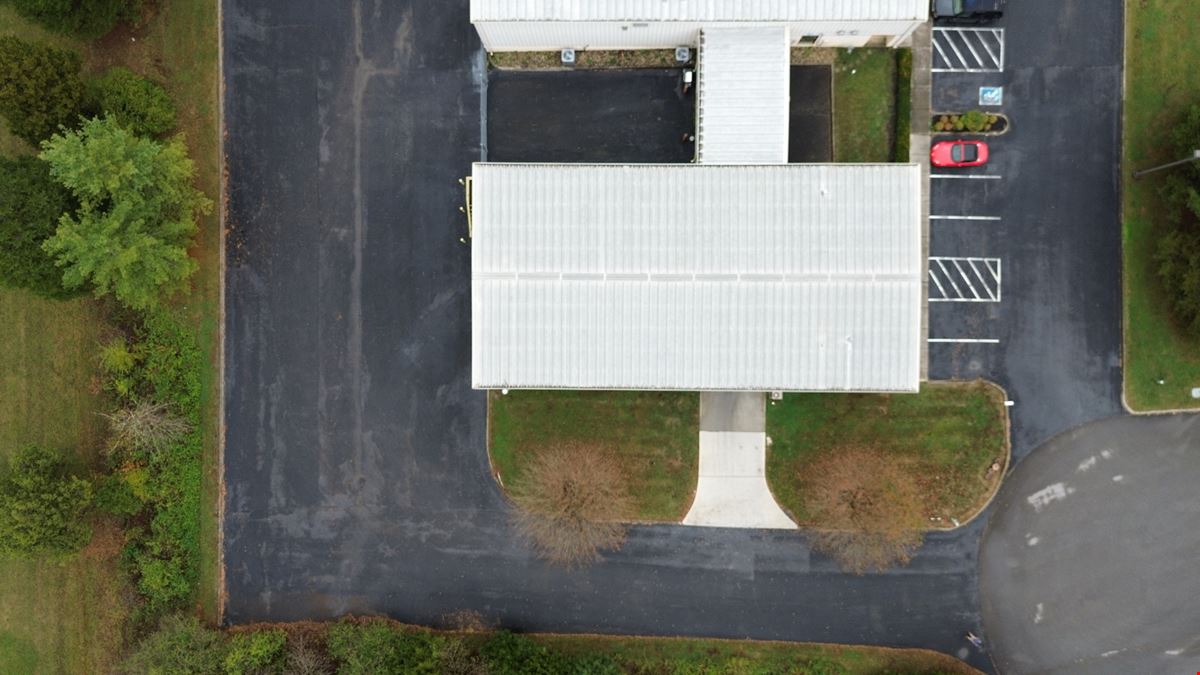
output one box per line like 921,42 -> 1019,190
221,2 -> 1128,672
789,65 -> 832,162
222,4 -> 991,671
926,0 -> 1125,459
487,69 -> 695,163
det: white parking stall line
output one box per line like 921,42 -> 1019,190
928,338 -> 1000,344
932,28 -> 1005,73
928,256 -> 1001,302
931,174 -> 1003,180
930,215 -> 1002,221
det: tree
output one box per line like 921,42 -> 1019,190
5,0 -> 141,39
40,116 -> 212,310
509,444 -> 632,566
92,66 -> 177,137
803,447 -> 926,574
0,156 -> 79,297
1155,104 -> 1200,334
0,36 -> 86,145
0,444 -> 93,557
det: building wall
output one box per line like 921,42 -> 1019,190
473,20 -> 922,52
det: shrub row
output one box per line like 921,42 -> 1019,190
892,48 -> 912,163
2,0 -> 142,39
1154,104 -> 1200,334
931,111 -> 1003,134
99,307 -> 206,618
124,617 -> 864,675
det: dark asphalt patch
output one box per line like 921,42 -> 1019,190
789,65 -> 832,162
487,69 -> 695,163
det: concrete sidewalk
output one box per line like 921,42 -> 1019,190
683,393 -> 796,529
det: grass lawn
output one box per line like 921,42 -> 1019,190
0,0 -> 222,666
538,634 -> 980,675
489,391 -> 698,522
0,289 -> 130,674
1123,0 -> 1200,410
766,381 -> 1008,527
832,48 -> 897,163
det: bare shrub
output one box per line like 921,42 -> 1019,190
284,634 -> 333,675
510,444 -> 633,567
804,447 -> 926,574
102,400 -> 191,457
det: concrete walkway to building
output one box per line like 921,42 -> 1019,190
682,393 -> 796,529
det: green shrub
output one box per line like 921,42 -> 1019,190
92,66 -> 177,136
122,615 -> 226,675
480,631 -> 568,675
224,630 -> 287,675
961,110 -> 988,133
326,621 -> 443,675
0,37 -> 86,144
40,116 -> 212,310
100,336 -> 138,374
0,156 -> 78,298
0,444 -> 92,557
5,0 -> 141,38
94,472 -> 143,517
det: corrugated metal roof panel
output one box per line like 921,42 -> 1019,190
471,0 -> 929,22
696,26 -> 790,165
470,163 -> 922,392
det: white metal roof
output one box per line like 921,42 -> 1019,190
696,26 -> 790,165
471,0 -> 929,22
470,163 -> 922,392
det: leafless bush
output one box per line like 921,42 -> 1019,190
283,634 -> 332,675
804,447 -> 926,574
510,444 -> 633,567
102,401 -> 191,457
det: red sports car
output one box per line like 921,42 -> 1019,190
931,140 -> 989,167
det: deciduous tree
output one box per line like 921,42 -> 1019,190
40,116 -> 211,310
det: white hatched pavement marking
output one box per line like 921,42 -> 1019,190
929,256 -> 1001,302
932,28 -> 1005,73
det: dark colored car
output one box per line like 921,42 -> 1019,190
932,0 -> 1005,24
